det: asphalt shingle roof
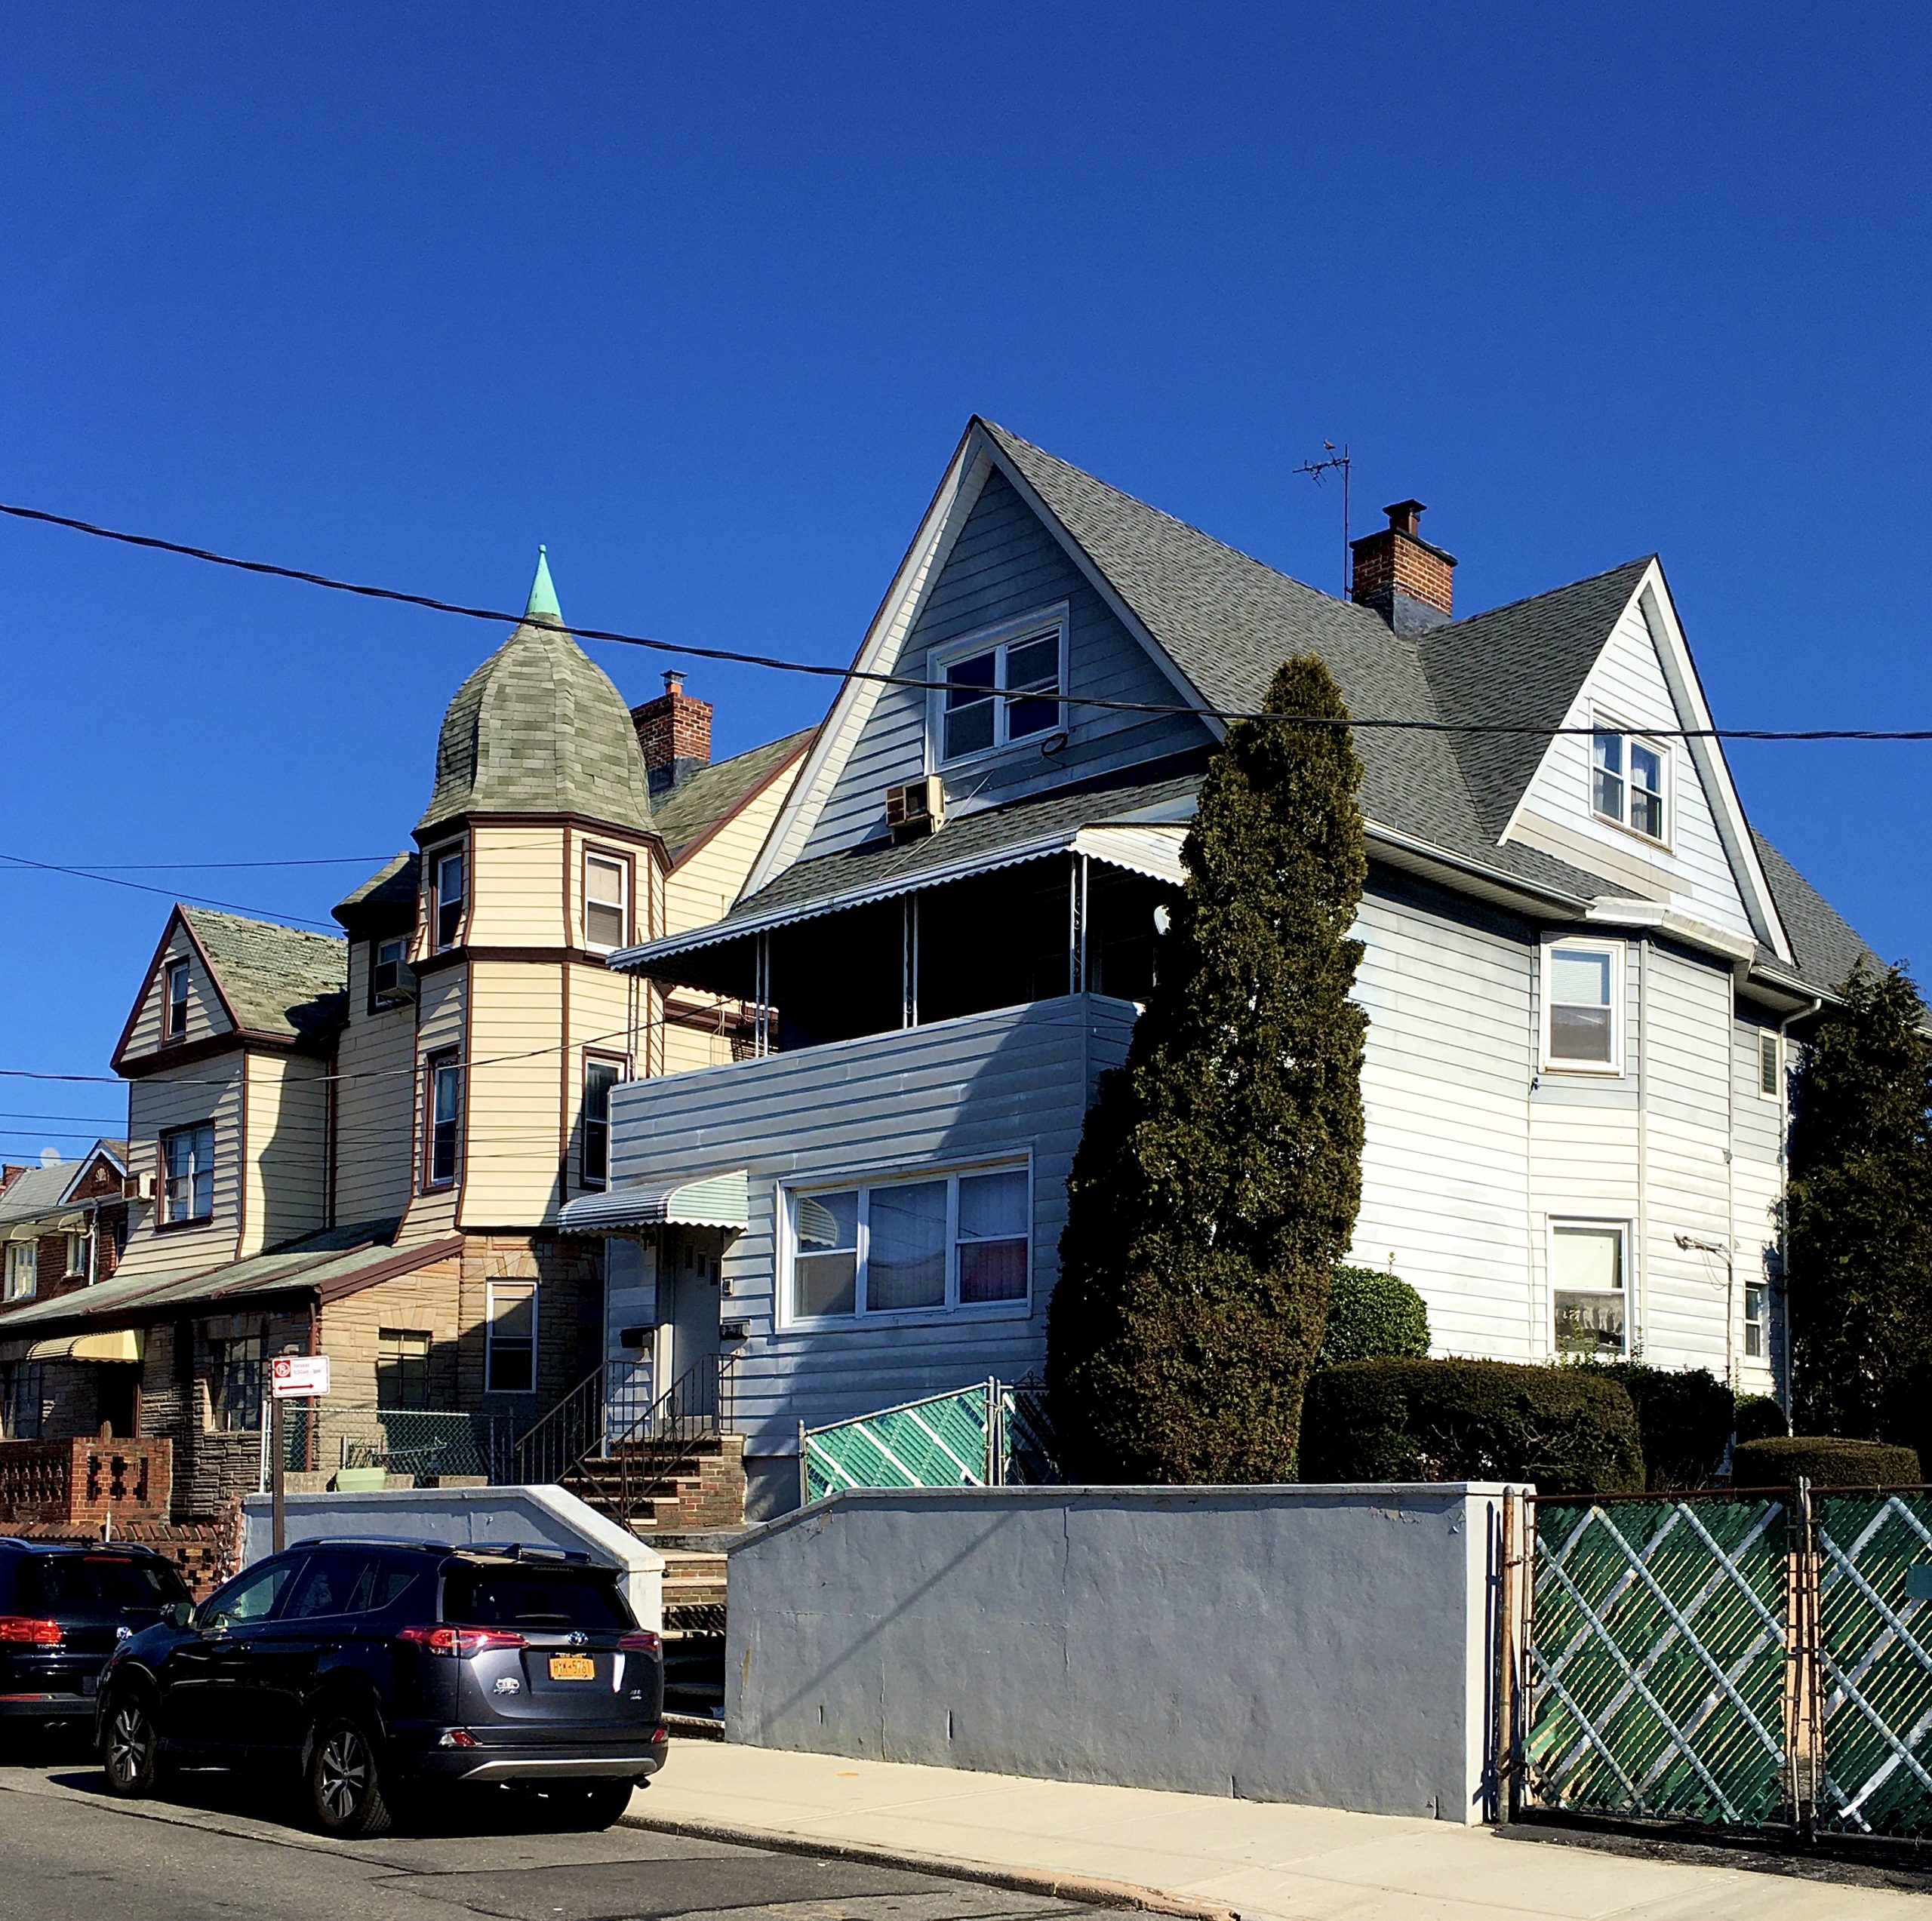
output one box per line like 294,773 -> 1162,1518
183,907 -> 347,1045
0,1163 -> 78,1228
654,728 -> 815,859
1751,830 -> 1876,992
334,852 -> 420,923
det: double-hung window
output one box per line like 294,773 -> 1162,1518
208,1333 -> 264,1431
787,1164 -> 1030,1323
1542,940 -> 1622,1073
4,1242 -> 36,1302
377,1329 -> 432,1409
584,853 -> 629,952
1591,725 -> 1669,844
936,616 -> 1064,764
371,935 -> 412,1007
424,1053 -> 462,1188
432,847 -> 466,951
1552,1222 -> 1628,1357
64,1231 -> 88,1280
580,1056 -> 623,1189
164,957 -> 190,1041
485,1281 -> 538,1394
1744,1271 -> 1770,1360
162,1122 -> 216,1224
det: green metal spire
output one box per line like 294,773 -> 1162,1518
524,544 -> 561,622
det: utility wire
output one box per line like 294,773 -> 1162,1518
0,851 -> 340,931
3,496 -> 1928,742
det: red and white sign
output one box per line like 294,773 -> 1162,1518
271,1355 -> 331,1399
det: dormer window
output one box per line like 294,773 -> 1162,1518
432,847 -> 466,951
165,957 -> 189,1041
371,936 -> 413,1010
935,613 -> 1065,765
1591,726 -> 1669,844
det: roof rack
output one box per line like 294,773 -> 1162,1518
285,1534 -> 455,1554
463,1541 -> 593,1565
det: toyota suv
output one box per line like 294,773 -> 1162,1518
95,1538 -> 666,1835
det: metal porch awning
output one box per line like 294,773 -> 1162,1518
27,1329 -> 144,1364
558,1170 -> 750,1237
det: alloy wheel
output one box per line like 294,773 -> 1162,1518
316,1723 -> 371,1824
105,1701 -> 152,1790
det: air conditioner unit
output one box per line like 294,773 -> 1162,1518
884,776 -> 944,838
137,1174 -> 157,1203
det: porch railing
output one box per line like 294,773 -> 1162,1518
509,1355 -> 656,1489
603,1353 -> 736,1530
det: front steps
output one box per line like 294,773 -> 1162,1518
559,1431 -> 747,1537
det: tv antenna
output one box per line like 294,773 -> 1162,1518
1294,441 -> 1352,595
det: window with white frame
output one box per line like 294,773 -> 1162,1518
584,853 -> 629,951
1744,1274 -> 1769,1360
1758,1029 -> 1782,1101
1543,940 -> 1622,1072
165,956 -> 190,1041
5,1241 -> 36,1302
485,1280 -> 538,1394
64,1231 -> 88,1280
580,1056 -> 623,1189
935,617 -> 1063,764
432,846 -> 466,951
371,935 -> 413,1008
162,1122 -> 217,1225
1591,725 -> 1669,844
424,1053 -> 462,1188
787,1165 -> 1030,1323
1552,1222 -> 1629,1357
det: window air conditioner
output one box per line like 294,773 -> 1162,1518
884,776 -> 945,838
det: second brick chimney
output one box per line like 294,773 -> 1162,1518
631,672 -> 713,798
1349,499 -> 1456,638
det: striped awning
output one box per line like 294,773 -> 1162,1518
558,1170 -> 750,1236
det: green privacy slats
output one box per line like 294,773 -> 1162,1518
1524,1496 -> 1791,1825
1817,1492 -> 1932,1837
802,1381 -> 1064,1502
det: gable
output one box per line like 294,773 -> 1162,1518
115,914 -> 238,1065
1503,576 -> 1758,941
795,463 -> 1213,862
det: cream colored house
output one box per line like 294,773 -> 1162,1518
0,555 -> 808,1520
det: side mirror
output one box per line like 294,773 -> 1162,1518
163,1600 -> 195,1630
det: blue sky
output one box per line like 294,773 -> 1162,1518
2,5 -> 1928,1155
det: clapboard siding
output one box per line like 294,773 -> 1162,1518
669,770 -> 798,932
608,995 -> 1137,1455
119,1056 -> 245,1276
462,962 -> 565,1228
469,826 -> 568,946
242,1053 -> 328,1254
332,979 -> 417,1226
801,470 -> 1210,859
1509,598 -> 1752,937
120,922 -> 233,1060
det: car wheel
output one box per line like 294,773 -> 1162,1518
545,1778 -> 636,1830
306,1711 -> 393,1838
101,1692 -> 160,1798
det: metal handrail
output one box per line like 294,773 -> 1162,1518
509,1356 -> 654,1489
611,1352 -> 737,1530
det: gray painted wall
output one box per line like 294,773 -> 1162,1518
726,1483 -> 1520,1823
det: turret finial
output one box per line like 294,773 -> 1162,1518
524,546 -> 562,622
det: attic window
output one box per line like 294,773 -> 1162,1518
934,613 -> 1065,765
1591,726 -> 1669,845
165,957 -> 189,1041
432,847 -> 466,951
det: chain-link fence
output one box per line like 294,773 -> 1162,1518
277,1403 -> 515,1486
802,1378 -> 1063,1504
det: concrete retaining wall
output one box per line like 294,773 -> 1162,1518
241,1483 -> 665,1631
725,1483 -> 1522,1823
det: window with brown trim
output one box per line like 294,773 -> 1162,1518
165,957 -> 189,1041
423,1053 -> 462,1189
376,1329 -> 432,1409
162,1122 -> 216,1225
432,847 -> 466,952
370,935 -> 414,1012
584,851 -> 630,952
580,1056 -> 625,1189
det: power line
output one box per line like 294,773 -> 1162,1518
0,851 -> 340,932
4,495 -> 1931,742
46,856 -> 390,873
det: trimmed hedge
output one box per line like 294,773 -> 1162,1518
1320,1266 -> 1431,1366
1731,1436 -> 1921,1488
1733,1394 -> 1788,1446
1300,1358 -> 1645,1496
1572,1362 -> 1733,1490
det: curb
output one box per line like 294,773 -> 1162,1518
617,1809 -> 1241,1921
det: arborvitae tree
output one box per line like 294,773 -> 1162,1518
1045,654 -> 1367,1482
1785,959 -> 1932,1442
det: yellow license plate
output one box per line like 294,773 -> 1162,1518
548,1654 -> 596,1680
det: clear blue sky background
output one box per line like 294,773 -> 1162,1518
2,5 -> 1927,1156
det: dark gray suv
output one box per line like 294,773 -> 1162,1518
95,1538 -> 666,1836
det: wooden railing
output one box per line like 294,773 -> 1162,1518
0,1437 -> 173,1525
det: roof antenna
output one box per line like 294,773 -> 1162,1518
1294,441 -> 1352,595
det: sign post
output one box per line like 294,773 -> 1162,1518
269,1355 -> 331,1553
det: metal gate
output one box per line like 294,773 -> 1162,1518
1515,1484 -> 1932,1842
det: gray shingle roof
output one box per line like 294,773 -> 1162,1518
654,729 -> 814,859
183,907 -> 347,1045
417,613 -> 657,838
1752,831 -> 1875,992
334,851 -> 419,923
0,1162 -> 77,1229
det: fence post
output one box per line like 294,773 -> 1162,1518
986,1379 -> 1001,1486
797,1419 -> 808,1510
1784,1477 -> 1820,1839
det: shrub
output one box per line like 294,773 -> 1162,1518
1733,1394 -> 1787,1446
1730,1435 -> 1921,1488
1048,655 -> 1367,1482
1300,1358 -> 1645,1496
1320,1266 -> 1430,1366
1571,1362 -> 1732,1489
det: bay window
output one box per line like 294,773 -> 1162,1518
584,853 -> 629,952
787,1164 -> 1030,1323
424,1053 -> 462,1188
432,846 -> 466,951
580,1056 -> 623,1189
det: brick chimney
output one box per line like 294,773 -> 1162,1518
0,1165 -> 25,1191
630,672 -> 713,798
1349,499 -> 1456,638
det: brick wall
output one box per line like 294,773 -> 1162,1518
454,1233 -> 602,1417
1349,528 -> 1454,619
630,674 -> 712,795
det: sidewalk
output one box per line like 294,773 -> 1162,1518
628,1741 -> 1927,1920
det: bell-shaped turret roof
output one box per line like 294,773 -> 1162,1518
416,550 -> 656,839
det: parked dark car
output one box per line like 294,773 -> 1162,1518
0,1538 -> 191,1742
94,1538 -> 666,1836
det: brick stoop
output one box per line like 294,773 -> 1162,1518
561,1433 -> 747,1536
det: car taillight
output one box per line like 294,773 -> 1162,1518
0,1617 -> 63,1646
396,1624 -> 527,1656
619,1631 -> 661,1656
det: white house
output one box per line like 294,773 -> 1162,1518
581,417 -> 1869,1520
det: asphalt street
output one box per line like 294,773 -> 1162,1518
0,1738 -> 1097,1921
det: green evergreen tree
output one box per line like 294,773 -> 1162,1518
1045,654 -> 1367,1482
1786,959 -> 1932,1440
